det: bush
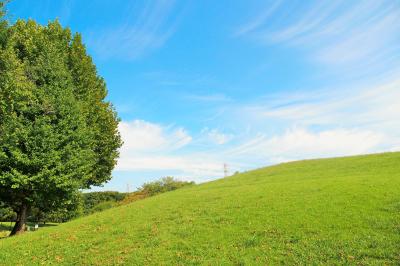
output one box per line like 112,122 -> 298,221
121,177 -> 195,205
90,201 -> 117,213
141,177 -> 195,196
83,192 -> 127,215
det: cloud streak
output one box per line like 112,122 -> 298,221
258,78 -> 400,132
87,0 -> 184,60
236,0 -> 400,72
224,127 -> 385,166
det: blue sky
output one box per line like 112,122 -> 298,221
7,0 -> 400,191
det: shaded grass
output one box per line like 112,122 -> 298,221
0,152 -> 399,265
0,222 -> 58,239
0,223 -> 13,239
0,223 -> 13,232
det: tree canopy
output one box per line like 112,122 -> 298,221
0,15 -> 122,235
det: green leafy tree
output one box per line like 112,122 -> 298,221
40,192 -> 84,223
0,17 -> 121,236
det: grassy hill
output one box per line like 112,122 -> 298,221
0,152 -> 399,265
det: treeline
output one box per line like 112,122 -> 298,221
0,177 -> 194,224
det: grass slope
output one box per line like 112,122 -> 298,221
0,152 -> 399,265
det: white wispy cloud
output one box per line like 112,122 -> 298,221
118,120 -> 191,154
259,78 -> 400,132
86,0 -> 184,60
236,0 -> 400,70
235,0 -> 282,36
200,128 -> 234,145
185,93 -> 232,103
224,127 -> 385,166
215,77 -> 400,172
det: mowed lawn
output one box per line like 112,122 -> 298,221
0,152 -> 399,265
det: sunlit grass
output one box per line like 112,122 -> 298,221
0,152 -> 399,265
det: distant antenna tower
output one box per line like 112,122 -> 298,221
224,163 -> 228,177
126,183 -> 130,193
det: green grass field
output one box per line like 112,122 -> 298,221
0,152 -> 399,265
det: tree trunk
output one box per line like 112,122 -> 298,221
9,204 -> 28,236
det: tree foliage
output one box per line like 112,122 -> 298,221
0,16 -> 121,235
28,191 -> 84,223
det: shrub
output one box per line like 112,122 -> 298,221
121,177 -> 195,205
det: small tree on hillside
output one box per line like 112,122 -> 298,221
0,12 -> 122,235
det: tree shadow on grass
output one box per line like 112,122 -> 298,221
0,222 -> 59,239
34,223 -> 58,228
0,223 -> 13,239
